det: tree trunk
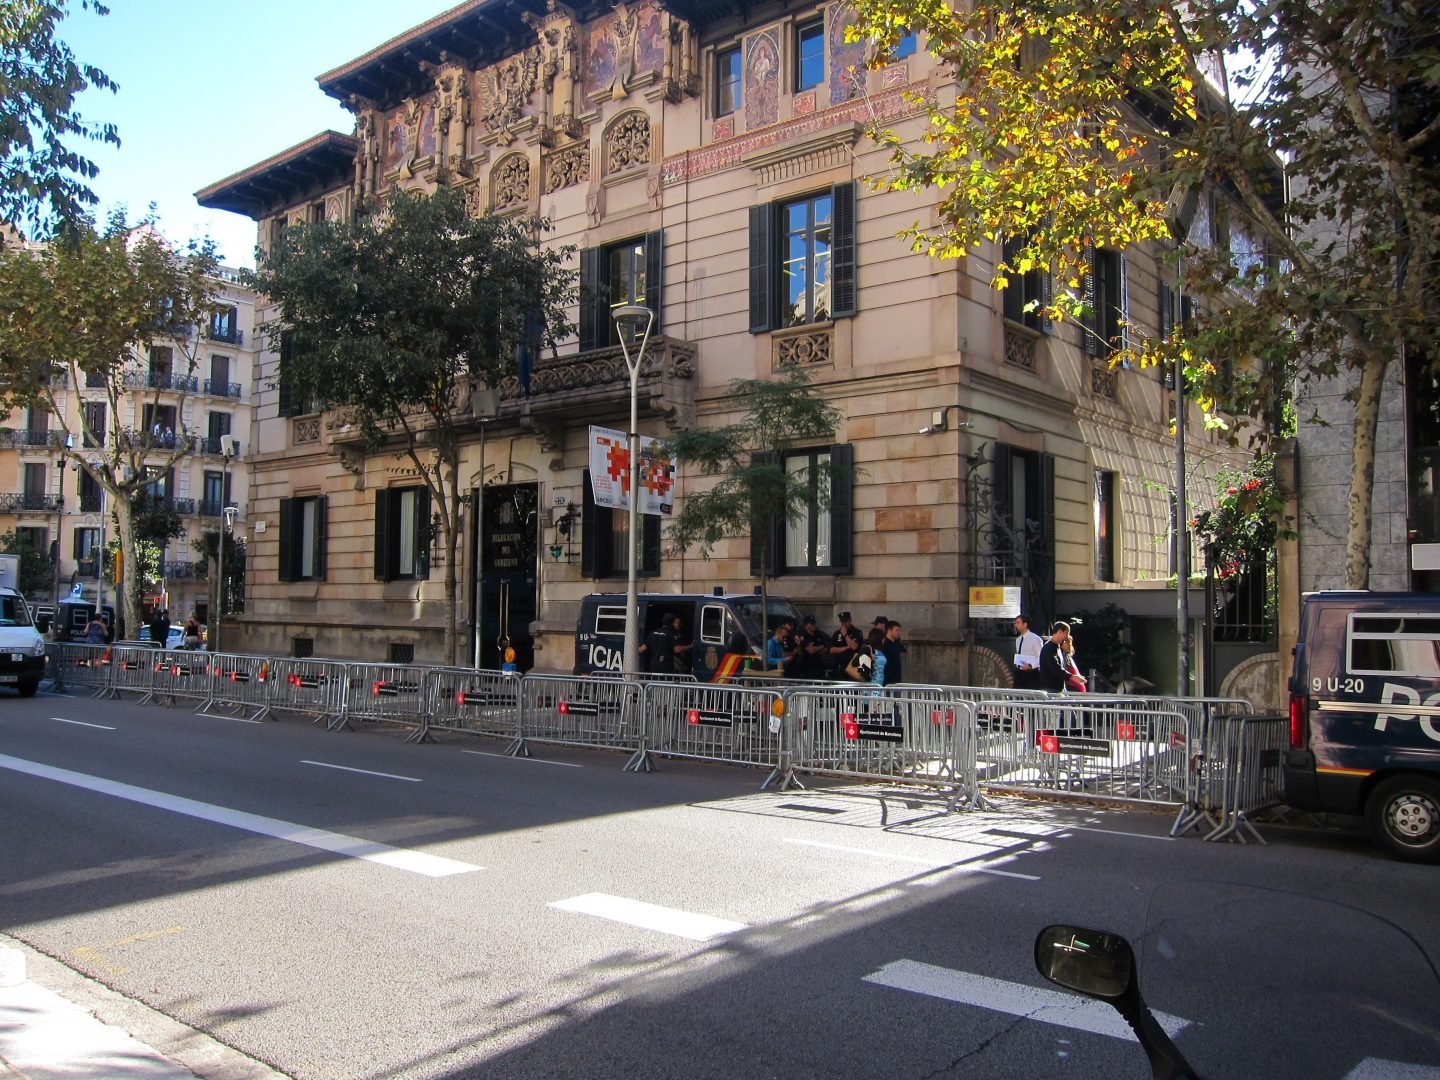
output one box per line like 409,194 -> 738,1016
1345,347 -> 1390,590
442,489 -> 461,666
110,496 -> 143,642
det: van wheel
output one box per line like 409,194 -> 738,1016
1366,775 -> 1440,863
16,679 -> 38,698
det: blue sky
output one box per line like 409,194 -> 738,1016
61,0 -> 461,269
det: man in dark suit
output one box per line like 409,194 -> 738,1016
1037,621 -> 1072,693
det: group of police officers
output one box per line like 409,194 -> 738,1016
640,608 -> 906,684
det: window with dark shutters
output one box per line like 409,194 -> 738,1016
749,183 -> 858,333
582,469 -> 660,578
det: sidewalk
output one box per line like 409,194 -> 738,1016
0,936 -> 287,1080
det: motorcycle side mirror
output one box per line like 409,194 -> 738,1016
1034,924 -> 1136,1001
1034,924 -> 1205,1080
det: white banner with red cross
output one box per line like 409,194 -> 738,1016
588,425 -> 675,516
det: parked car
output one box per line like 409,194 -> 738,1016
138,624 -> 188,650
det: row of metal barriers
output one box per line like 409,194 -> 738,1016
45,644 -> 1286,842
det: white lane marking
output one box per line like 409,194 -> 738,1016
300,760 -> 421,782
549,893 -> 748,941
1346,1060 -> 1440,1079
0,753 -> 480,878
461,749 -> 583,768
52,717 -> 116,731
864,960 -> 1189,1041
784,838 -> 1041,881
1065,825 -> 1175,842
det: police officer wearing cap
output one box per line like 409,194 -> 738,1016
797,614 -> 827,680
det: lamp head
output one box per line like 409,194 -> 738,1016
222,505 -> 240,526
612,304 -> 654,346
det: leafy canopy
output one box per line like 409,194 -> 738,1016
0,1 -> 118,238
249,184 -> 573,447
666,368 -> 844,561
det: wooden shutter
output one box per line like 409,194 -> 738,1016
373,489 -> 391,581
642,515 -> 662,576
578,246 -> 607,352
826,442 -> 854,575
414,487 -> 431,579
749,451 -> 780,577
1117,252 -> 1130,353
644,229 -> 664,336
830,181 -> 857,318
1082,242 -> 1100,357
312,496 -> 327,580
748,204 -> 775,334
581,470 -> 614,578
278,498 -> 297,582
1002,236 -> 1025,323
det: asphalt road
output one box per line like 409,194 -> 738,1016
2,687 -> 1437,1080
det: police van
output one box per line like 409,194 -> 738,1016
574,591 -> 805,680
1285,591 -> 1440,862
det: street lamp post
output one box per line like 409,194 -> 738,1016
52,433 -> 73,606
612,304 -> 654,681
215,436 -> 238,654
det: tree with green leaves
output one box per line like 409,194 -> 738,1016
0,1 -> 118,238
0,529 -> 56,597
0,213 -> 221,639
852,0 -> 1440,588
248,185 -> 575,665
666,369 -> 847,660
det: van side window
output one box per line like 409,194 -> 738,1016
1348,616 -> 1440,677
700,604 -> 725,645
595,605 -> 627,637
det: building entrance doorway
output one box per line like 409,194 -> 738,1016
473,483 -> 538,670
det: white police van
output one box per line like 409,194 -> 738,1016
574,590 -> 804,679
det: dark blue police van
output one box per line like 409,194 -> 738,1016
574,591 -> 804,680
1285,592 -> 1440,861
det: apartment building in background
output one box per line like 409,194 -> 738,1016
0,268 -> 258,630
198,0 -> 1255,692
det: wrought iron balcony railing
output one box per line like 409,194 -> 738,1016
0,492 -> 60,512
202,378 -> 243,399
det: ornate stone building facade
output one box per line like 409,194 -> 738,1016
199,0 -> 1242,690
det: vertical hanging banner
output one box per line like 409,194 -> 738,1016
588,425 -> 675,516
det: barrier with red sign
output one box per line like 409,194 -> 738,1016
637,680 -> 784,772
423,666 -> 523,749
265,657 -> 349,729
780,688 -> 979,807
197,653 -> 275,722
514,673 -> 643,759
97,644 -> 160,701
974,700 -> 1194,805
340,661 -> 431,739
46,643 -> 111,695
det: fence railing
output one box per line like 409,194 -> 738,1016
41,647 -> 1284,838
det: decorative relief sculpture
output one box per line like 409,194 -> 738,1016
480,47 -> 541,144
492,153 -> 531,211
604,110 -> 651,175
545,145 -> 590,192
525,1 -> 581,140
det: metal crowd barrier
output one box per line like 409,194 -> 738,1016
46,643 -> 112,695
265,657 -> 349,729
43,650 -> 1293,833
976,700 -> 1194,806
147,650 -> 213,707
343,661 -> 431,741
639,680 -> 784,773
423,666 -> 522,748
98,644 -> 162,701
199,654 -> 275,722
781,688 -> 979,809
1172,714 -> 1288,843
516,673 -> 644,765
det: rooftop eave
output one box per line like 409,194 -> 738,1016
196,131 -> 359,220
